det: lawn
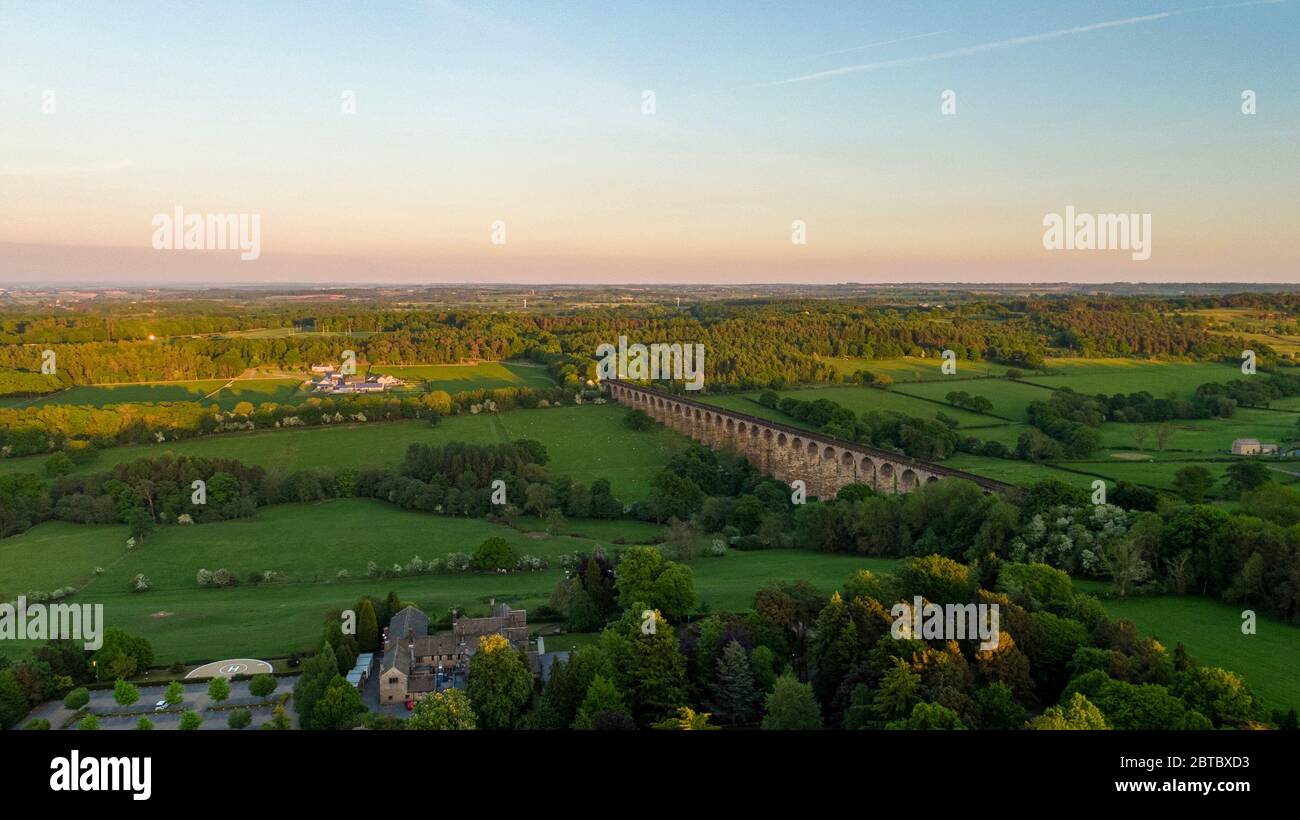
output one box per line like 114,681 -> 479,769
367,360 -> 555,392
0,403 -> 687,501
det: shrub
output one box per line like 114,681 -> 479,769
472,537 -> 517,572
516,554 -> 549,571
249,674 -> 277,699
445,552 -> 471,572
24,718 -> 51,730
228,707 -> 253,730
130,574 -> 151,593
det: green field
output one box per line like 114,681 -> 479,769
0,403 -> 687,501
892,380 -> 1051,422
821,356 -> 1012,382
1,500 -> 666,602
700,386 -> 998,428
12,378 -> 306,410
6,499 -> 1296,712
0,500 -> 876,663
367,360 -> 555,393
1075,581 -> 1300,710
1026,358 -> 1244,398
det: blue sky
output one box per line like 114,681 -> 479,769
1,0 -> 1296,283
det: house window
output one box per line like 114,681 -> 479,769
388,677 -> 398,684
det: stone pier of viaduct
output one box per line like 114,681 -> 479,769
605,380 -> 1012,499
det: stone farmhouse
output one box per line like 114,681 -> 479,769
1231,438 -> 1279,456
378,601 -> 536,706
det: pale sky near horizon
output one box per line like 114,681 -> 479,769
0,0 -> 1296,285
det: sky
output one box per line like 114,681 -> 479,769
0,0 -> 1296,285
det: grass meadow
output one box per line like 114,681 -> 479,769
0,403 -> 688,501
367,360 -> 555,392
10,378 -> 307,410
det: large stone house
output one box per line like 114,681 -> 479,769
378,602 -> 535,706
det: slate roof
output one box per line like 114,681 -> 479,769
388,606 -> 429,643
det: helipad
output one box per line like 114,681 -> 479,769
185,658 -> 274,679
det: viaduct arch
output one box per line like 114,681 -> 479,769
605,380 -> 1013,499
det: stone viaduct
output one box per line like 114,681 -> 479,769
605,380 -> 1013,499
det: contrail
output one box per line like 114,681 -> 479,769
794,29 -> 951,62
753,0 -> 1285,88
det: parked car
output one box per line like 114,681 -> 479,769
154,699 -> 172,712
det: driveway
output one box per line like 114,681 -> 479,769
16,676 -> 300,730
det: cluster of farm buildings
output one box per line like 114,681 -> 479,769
308,363 -> 404,395
367,601 -> 566,707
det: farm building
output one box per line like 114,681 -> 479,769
1231,438 -> 1278,456
377,602 -> 538,705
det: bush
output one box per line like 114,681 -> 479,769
179,710 -> 202,730
64,687 -> 90,710
24,718 -> 51,730
136,717 -> 154,730
445,552 -> 471,572
130,574 -> 151,593
77,713 -> 100,731
516,554 -> 549,571
623,408 -> 655,431
228,707 -> 253,730
249,674 -> 278,699
44,451 -> 74,477
472,537 -> 517,572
